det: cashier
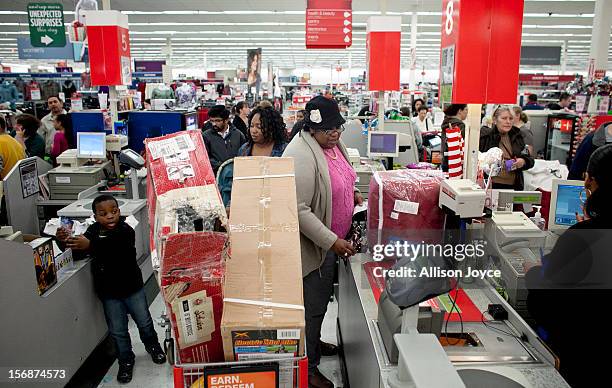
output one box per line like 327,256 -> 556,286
525,144 -> 612,388
283,95 -> 362,388
479,105 -> 534,190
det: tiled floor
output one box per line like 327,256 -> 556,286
97,295 -> 343,387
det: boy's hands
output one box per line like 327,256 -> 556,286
56,227 -> 70,242
66,235 -> 90,251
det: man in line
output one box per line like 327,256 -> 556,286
546,92 -> 572,111
39,95 -> 67,155
522,94 -> 544,111
202,105 -> 246,174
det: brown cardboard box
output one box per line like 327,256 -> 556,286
221,157 -> 305,362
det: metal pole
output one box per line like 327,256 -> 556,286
409,10 -> 418,91
101,0 -> 118,131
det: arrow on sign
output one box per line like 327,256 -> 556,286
344,35 -> 351,43
344,11 -> 351,18
41,35 -> 53,45
343,27 -> 351,34
344,19 -> 350,26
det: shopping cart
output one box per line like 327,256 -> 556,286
171,345 -> 309,388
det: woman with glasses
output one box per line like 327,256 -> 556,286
525,144 -> 612,387
283,95 -> 362,388
479,105 -> 534,190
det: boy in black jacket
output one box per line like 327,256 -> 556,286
57,195 -> 165,384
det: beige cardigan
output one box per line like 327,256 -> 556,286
283,131 -> 355,278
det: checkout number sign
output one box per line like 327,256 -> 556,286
445,0 -> 454,35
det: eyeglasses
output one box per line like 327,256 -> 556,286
318,125 -> 346,136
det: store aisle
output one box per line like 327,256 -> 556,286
97,295 -> 343,387
97,295 -> 173,388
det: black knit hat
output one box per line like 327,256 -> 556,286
304,95 -> 346,130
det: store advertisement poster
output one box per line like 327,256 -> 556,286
20,159 -> 39,198
201,365 -> 279,388
247,48 -> 262,92
30,237 -> 57,295
575,95 -> 588,113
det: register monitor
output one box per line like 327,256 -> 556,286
368,131 -> 399,158
549,179 -> 584,232
77,132 -> 106,159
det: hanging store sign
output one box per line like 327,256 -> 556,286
306,0 -> 352,49
518,74 -> 574,83
17,37 -> 73,59
85,10 -> 132,86
27,2 -> 66,48
439,0 -> 524,104
520,46 -> 561,66
366,16 -> 401,91
134,60 -> 166,72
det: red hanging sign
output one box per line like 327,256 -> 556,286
306,0 -> 352,49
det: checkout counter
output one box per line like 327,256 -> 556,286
337,179 -> 570,388
0,134 -> 152,385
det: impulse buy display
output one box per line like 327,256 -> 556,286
145,133 -> 305,370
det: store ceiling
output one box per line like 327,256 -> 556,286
0,0 -> 610,73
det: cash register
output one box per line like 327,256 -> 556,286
49,133 -> 111,200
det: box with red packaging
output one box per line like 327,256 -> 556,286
160,232 -> 228,363
367,169 -> 447,251
144,131 -> 218,251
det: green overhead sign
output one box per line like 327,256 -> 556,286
27,2 -> 66,48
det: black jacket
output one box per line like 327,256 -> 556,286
232,116 -> 248,137
83,220 -> 143,299
202,124 -> 246,173
479,125 -> 534,190
440,116 -> 465,172
526,216 -> 612,387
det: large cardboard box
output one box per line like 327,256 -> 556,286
222,157 -> 305,362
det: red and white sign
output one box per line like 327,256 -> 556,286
366,16 -> 401,91
292,95 -> 312,104
594,69 -> 606,79
519,74 -> 575,83
439,0 -> 524,104
85,10 -> 132,86
306,0 -> 352,49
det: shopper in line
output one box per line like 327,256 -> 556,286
219,107 -> 289,209
413,105 -> 433,134
50,114 -> 74,160
522,94 -> 544,111
512,106 -> 535,157
14,114 -> 45,159
232,101 -> 250,137
239,106 -> 287,157
40,95 -> 67,155
412,98 -> 425,117
0,115 -> 26,224
546,92 -> 572,111
289,109 -> 307,140
568,122 -> 612,180
525,144 -> 612,388
441,104 -> 468,172
399,106 -> 411,117
202,105 -> 246,174
479,105 -> 534,190
56,195 -> 166,384
283,96 -> 362,388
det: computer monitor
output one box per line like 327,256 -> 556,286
77,132 -> 106,159
549,179 -> 584,231
368,131 -> 399,158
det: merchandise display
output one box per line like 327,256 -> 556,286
2,1 -> 611,387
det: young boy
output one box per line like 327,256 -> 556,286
57,194 -> 165,384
